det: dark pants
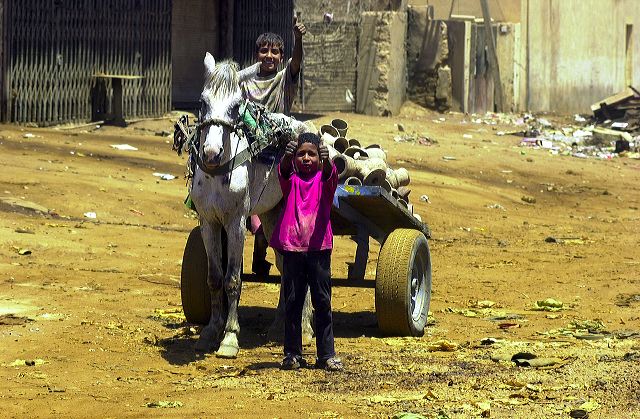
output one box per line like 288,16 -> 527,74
282,250 -> 335,362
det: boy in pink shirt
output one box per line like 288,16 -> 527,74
270,132 -> 343,371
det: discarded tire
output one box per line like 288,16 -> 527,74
375,228 -> 432,336
181,226 -> 211,324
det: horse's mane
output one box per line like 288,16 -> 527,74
204,60 -> 240,102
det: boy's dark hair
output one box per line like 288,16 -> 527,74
255,32 -> 285,55
298,132 -> 321,149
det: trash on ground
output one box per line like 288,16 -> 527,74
544,236 -> 589,245
83,212 -> 97,219
153,172 -> 176,180
110,144 -> 138,151
578,399 -> 601,413
152,308 -> 186,322
5,359 -> 46,367
15,228 -> 35,234
532,298 -> 565,311
145,400 -> 183,408
392,413 -> 427,419
426,339 -> 458,352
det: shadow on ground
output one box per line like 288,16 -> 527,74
157,304 -> 379,366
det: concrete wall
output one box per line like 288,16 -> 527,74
448,20 -> 471,112
172,0 -> 220,106
357,11 -> 408,116
407,9 -> 452,109
297,22 -> 358,113
496,23 -> 521,112
408,0 -> 521,22
522,0 -> 640,113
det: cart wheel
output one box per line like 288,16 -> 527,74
375,228 -> 432,336
181,226 -> 211,325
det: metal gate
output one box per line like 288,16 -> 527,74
233,0 -> 293,70
4,0 -> 171,126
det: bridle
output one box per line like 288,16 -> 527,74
173,100 -> 294,177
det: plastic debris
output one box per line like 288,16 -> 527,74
532,298 -> 564,311
426,340 -> 458,352
152,172 -> 176,180
83,212 -> 97,219
579,399 -> 601,413
392,413 -> 427,419
487,203 -> 506,211
152,308 -> 186,322
145,401 -> 183,408
110,144 -> 138,151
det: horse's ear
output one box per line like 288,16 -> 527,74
238,62 -> 259,83
204,52 -> 216,77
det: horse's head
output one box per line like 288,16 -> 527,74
199,53 -> 243,169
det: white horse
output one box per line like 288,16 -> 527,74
190,53 -> 312,358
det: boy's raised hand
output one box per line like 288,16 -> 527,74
293,16 -> 307,39
319,143 -> 330,161
285,138 -> 298,157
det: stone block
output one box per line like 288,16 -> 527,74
436,65 -> 452,102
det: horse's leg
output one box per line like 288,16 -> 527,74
259,207 -> 314,346
195,219 -> 225,352
216,215 -> 245,358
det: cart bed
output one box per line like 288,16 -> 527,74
331,185 -> 430,241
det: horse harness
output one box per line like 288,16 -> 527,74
173,100 -> 295,180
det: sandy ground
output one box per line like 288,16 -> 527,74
0,105 -> 639,418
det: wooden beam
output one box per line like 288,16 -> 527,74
480,0 -> 504,112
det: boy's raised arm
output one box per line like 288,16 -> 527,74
289,18 -> 307,78
319,143 -> 333,180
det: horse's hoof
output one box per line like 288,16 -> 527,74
216,344 -> 239,359
215,333 -> 239,358
302,333 -> 314,347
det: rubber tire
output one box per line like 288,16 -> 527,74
180,226 -> 211,325
375,228 -> 432,336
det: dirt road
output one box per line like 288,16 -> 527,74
1,106 -> 639,418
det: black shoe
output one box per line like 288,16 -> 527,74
252,260 -> 272,276
281,355 -> 307,370
316,357 -> 343,371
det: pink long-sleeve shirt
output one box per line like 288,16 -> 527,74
270,164 -> 338,252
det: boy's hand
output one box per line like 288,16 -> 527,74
293,17 -> 307,39
319,143 -> 330,161
285,139 -> 298,157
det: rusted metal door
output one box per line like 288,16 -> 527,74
4,0 -> 171,126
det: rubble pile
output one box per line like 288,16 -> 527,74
319,119 -> 421,222
475,87 -> 640,160
591,86 -> 640,152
